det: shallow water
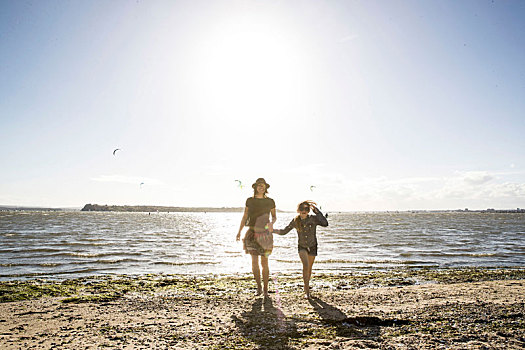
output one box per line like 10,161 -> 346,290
0,211 -> 524,280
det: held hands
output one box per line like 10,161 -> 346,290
236,232 -> 241,241
267,222 -> 274,233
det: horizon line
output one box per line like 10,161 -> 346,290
1,204 -> 524,213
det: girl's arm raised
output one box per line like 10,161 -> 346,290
312,206 -> 329,227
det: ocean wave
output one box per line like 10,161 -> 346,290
38,263 -> 63,267
422,252 -> 505,258
153,261 -> 220,266
49,252 -> 144,258
0,267 -> 116,278
273,258 -> 434,266
317,259 -> 431,265
5,248 -> 62,253
2,232 -> 20,237
57,242 -> 112,247
66,258 -> 143,265
0,263 -> 32,267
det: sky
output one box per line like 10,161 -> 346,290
1,0 -> 524,211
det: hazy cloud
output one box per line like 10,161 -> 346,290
329,170 -> 525,210
338,34 -> 358,43
484,182 -> 525,198
460,171 -> 494,185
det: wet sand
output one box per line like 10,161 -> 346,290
1,268 -> 524,349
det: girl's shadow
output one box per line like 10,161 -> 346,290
232,297 -> 299,349
308,296 -> 408,339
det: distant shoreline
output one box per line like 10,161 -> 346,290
1,204 -> 524,214
0,205 -> 245,213
80,204 -> 246,213
0,206 -> 63,212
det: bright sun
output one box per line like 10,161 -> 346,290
185,13 -> 311,125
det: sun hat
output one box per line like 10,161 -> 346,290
252,178 -> 270,189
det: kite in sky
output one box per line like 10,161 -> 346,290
113,148 -> 121,156
235,180 -> 243,189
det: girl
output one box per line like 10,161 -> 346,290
236,178 -> 277,296
273,200 -> 328,298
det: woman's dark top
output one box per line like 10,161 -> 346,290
245,197 -> 275,228
243,197 -> 275,256
275,208 -> 328,249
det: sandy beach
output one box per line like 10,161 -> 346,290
1,268 -> 524,349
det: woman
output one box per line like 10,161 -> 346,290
273,200 -> 328,298
236,178 -> 277,296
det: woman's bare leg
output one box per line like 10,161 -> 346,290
260,255 -> 270,296
251,254 -> 262,295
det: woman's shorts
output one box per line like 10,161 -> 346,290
298,245 -> 317,256
243,228 -> 273,257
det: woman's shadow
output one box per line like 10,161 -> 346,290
232,297 -> 299,349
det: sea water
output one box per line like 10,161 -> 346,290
0,211 -> 524,280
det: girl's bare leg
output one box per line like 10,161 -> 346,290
260,255 -> 270,296
251,254 -> 262,295
299,250 -> 312,298
308,255 -> 316,292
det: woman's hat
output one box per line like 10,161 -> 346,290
252,178 -> 270,189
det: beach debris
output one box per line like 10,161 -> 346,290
113,148 -> 121,156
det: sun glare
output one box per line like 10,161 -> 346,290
186,13 -> 310,126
